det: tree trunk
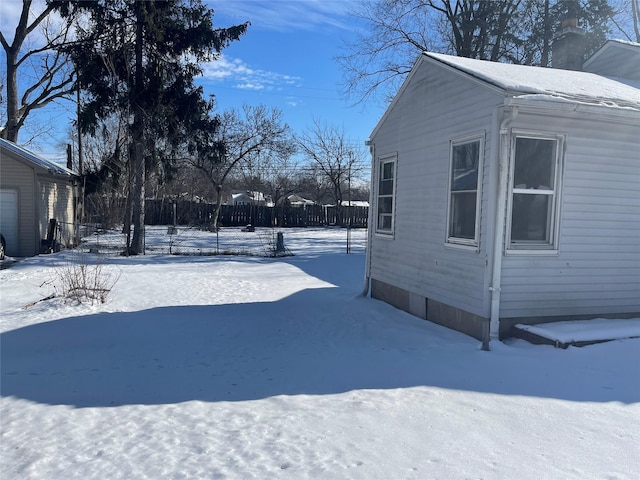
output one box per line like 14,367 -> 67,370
540,0 -> 551,67
3,46 -> 19,142
130,141 -> 145,253
129,2 -> 146,254
212,184 -> 223,231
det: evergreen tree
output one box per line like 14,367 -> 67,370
61,0 -> 248,254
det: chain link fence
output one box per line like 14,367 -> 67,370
76,225 -> 367,257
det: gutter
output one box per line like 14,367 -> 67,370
504,96 -> 640,124
489,105 -> 518,343
361,140 -> 375,297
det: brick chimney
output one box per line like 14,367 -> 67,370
551,10 -> 586,70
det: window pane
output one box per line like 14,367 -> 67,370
449,192 -> 477,239
379,178 -> 394,195
452,141 -> 479,191
378,214 -> 392,231
378,197 -> 393,214
511,193 -> 551,242
382,162 -> 394,180
514,138 -> 555,189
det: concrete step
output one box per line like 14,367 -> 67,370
511,318 -> 640,349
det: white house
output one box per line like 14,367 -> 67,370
230,191 -> 273,207
0,138 -> 78,258
365,40 -> 640,341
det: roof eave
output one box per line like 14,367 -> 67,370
369,52 -> 506,142
504,95 -> 640,123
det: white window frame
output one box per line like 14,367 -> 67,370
445,133 -> 485,248
376,153 -> 397,235
506,131 -> 565,253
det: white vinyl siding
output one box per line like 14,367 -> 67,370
39,177 -> 76,248
0,153 -> 37,256
500,116 -> 640,318
368,57 -> 501,319
0,190 -> 19,256
583,41 -> 640,80
507,132 -> 564,252
368,50 -> 640,329
446,134 -> 484,247
376,155 -> 397,234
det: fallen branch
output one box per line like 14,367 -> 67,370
22,294 -> 56,309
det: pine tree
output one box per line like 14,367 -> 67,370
62,0 -> 248,254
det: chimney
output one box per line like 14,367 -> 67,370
551,7 -> 586,70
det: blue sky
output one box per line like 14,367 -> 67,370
203,1 -> 384,152
2,0 -> 386,163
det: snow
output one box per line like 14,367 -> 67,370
516,318 -> 640,345
426,52 -> 640,110
1,227 -> 639,479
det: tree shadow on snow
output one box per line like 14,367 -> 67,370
2,281 -> 638,408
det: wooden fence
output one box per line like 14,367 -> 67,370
144,200 -> 368,228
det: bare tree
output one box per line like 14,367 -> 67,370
609,0 -> 640,41
191,105 -> 295,230
296,120 -> 366,226
338,0 -> 615,104
239,148 -> 301,207
1,0 -> 76,142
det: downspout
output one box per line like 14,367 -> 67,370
360,140 -> 375,297
489,105 -> 518,342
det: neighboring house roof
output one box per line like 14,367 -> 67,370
231,191 -> 273,206
583,39 -> 640,79
425,52 -> 640,111
342,200 -> 369,207
0,138 -> 75,177
324,200 -> 370,207
287,194 -> 315,206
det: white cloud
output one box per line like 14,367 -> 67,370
202,56 -> 255,80
202,55 -> 302,92
210,0 -> 351,32
235,83 -> 265,91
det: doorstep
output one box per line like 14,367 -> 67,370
511,318 -> 640,348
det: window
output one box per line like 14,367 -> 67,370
376,155 -> 396,233
447,135 -> 483,246
508,134 -> 563,250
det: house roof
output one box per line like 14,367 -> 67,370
583,39 -> 640,74
425,52 -> 640,111
0,138 -> 75,177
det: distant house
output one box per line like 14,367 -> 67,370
341,200 -> 369,208
286,194 -> 315,206
0,138 -> 78,257
365,37 -> 640,341
230,191 -> 273,207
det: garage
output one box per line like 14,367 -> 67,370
0,189 -> 18,258
0,138 -> 77,258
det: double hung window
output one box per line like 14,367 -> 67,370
447,135 -> 484,247
376,155 -> 396,234
508,134 -> 563,250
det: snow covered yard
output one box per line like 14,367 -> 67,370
1,227 -> 639,479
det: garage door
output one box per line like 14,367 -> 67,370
0,189 -> 19,257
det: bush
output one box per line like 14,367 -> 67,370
54,252 -> 119,305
